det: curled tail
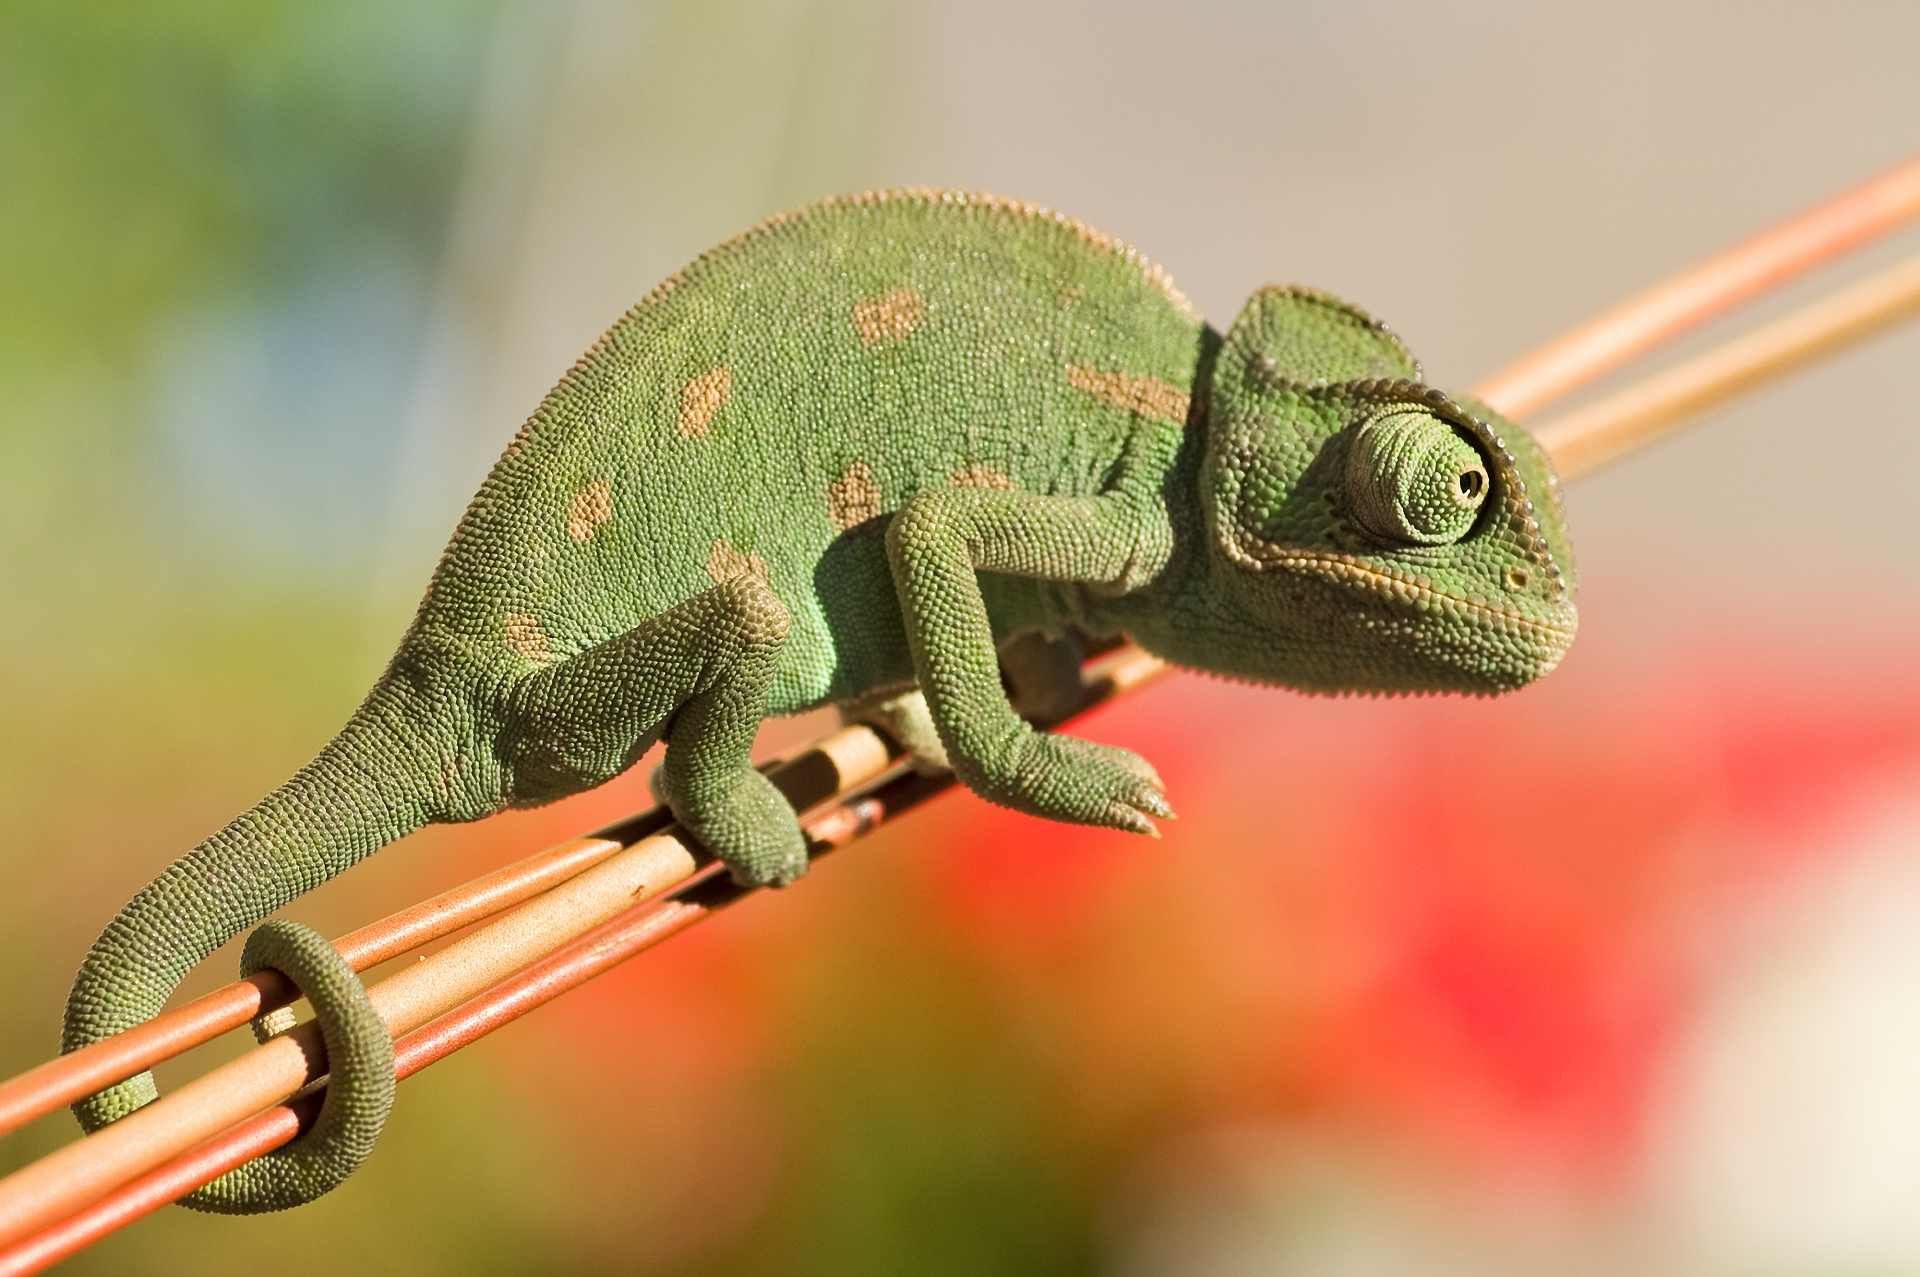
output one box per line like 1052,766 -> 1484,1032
61,683 -> 440,1213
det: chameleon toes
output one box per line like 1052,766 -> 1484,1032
1109,747 -> 1169,806
1131,784 -> 1176,822
1105,803 -> 1161,838
964,729 -> 1173,834
676,767 -> 811,888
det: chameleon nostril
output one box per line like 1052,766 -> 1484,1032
1504,566 -> 1530,591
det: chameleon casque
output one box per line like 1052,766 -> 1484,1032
62,189 -> 1576,1212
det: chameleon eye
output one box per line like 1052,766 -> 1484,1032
1345,409 -> 1489,545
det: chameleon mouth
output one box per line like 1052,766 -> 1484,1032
1268,548 -> 1579,647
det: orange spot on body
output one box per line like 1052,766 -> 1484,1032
1064,363 -> 1190,426
504,612 -> 554,664
566,479 -> 614,542
707,538 -> 769,585
950,464 -> 1015,490
827,461 -> 882,531
852,287 -> 926,347
679,366 -> 732,437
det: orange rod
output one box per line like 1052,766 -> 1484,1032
1536,255 -> 1920,478
0,786 -> 919,1277
1476,153 -> 1920,418
0,728 -> 894,1248
0,835 -> 631,1138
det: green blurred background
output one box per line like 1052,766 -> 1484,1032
4,4 -> 1919,1273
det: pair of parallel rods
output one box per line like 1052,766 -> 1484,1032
2,154 -> 1918,1275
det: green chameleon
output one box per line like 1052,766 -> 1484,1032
62,189 -> 1576,1212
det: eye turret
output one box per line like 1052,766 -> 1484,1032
1345,409 -> 1489,545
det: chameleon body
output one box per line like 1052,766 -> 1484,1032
62,189 -> 1576,1212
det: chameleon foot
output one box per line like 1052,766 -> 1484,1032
658,766 -> 810,887
964,728 -> 1173,835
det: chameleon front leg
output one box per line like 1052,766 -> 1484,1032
883,487 -> 1173,833
506,572 -> 808,885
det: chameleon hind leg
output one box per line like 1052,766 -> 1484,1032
507,572 -> 807,886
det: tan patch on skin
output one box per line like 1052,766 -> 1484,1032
1057,284 -> 1085,309
678,366 -> 732,437
1064,363 -> 1190,426
504,612 -> 554,664
950,464 -> 1015,490
852,287 -> 926,347
707,538 -> 769,585
827,461 -> 882,531
565,479 -> 614,542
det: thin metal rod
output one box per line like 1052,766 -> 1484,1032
0,727 -> 890,1140
0,782 -> 934,1277
0,836 -> 633,1138
0,725 -> 896,1250
1476,154 -> 1920,418
1534,255 -> 1920,479
0,1105 -> 310,1277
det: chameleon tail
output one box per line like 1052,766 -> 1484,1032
60,680 -> 439,1213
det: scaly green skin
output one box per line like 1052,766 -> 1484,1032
62,189 -> 1577,1212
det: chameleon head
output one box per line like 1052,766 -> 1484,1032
1194,286 -> 1577,695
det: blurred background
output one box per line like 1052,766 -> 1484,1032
3,3 -> 1918,1273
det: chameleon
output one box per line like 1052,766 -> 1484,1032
61,188 -> 1577,1212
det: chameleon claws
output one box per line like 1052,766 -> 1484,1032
1109,781 -> 1173,835
1108,748 -> 1174,825
1133,787 -> 1176,822
1106,803 -> 1163,838
965,729 -> 1175,836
